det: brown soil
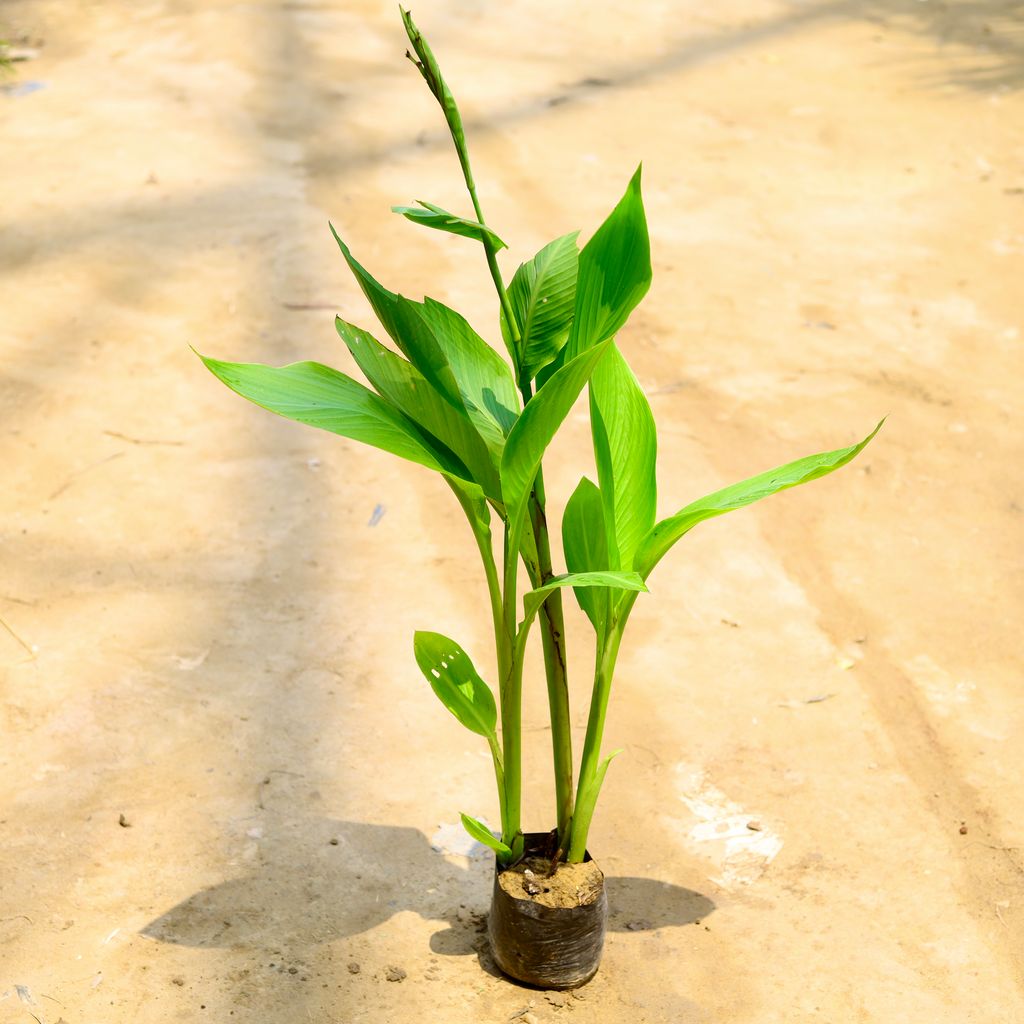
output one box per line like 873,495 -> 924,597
2,1 -> 1023,1022
499,858 -> 605,910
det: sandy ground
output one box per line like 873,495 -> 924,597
2,1 -> 1023,1021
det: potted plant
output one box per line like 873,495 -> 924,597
198,9 -> 881,989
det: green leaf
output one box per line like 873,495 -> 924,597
503,232 -> 580,378
634,420 -> 885,579
523,571 -> 646,626
500,341 -> 611,548
566,165 -> 651,360
335,317 -> 502,499
198,353 -> 460,475
413,631 -> 498,738
459,812 -> 512,857
416,298 -> 520,441
562,477 -> 611,635
590,343 -> 657,570
393,200 -> 506,251
330,225 -> 466,411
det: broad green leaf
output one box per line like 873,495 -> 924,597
416,298 -> 520,441
330,225 -> 465,411
566,166 -> 651,360
413,631 -> 498,738
393,200 -> 506,251
635,420 -> 885,579
198,353 -> 463,476
590,343 -> 657,570
523,571 -> 646,626
502,232 -> 580,378
562,477 -> 611,635
336,317 -> 502,499
500,341 -> 612,547
460,812 -> 512,856
401,9 -> 469,175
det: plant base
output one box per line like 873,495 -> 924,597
488,832 -> 607,989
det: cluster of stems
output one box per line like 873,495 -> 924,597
408,18 -> 616,864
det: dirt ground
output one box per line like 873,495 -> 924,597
2,1 -> 1022,1021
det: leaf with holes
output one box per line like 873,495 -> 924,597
413,631 -> 497,738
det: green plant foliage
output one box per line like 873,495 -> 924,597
522,572 -> 646,629
460,812 -> 512,856
413,631 -> 498,738
589,343 -> 657,571
502,232 -> 580,378
198,354 -> 466,476
199,9 -> 882,870
500,341 -> 611,546
634,420 -> 885,580
566,166 -> 651,360
393,200 -> 507,250
562,477 -> 612,637
335,316 -> 502,499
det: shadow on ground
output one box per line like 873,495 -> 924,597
141,817 -> 714,958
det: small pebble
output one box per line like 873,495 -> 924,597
288,967 -> 298,975
171,976 -> 185,987
347,962 -> 360,974
385,966 -> 407,983
959,823 -> 968,835
746,820 -> 763,832
118,813 -> 131,828
329,837 -> 339,845
625,919 -> 652,931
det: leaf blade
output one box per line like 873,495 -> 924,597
500,340 -> 612,546
562,477 -> 611,635
589,343 -> 657,570
330,225 -> 466,411
393,200 -> 506,250
198,353 -> 457,474
459,812 -> 512,856
335,317 -> 502,499
413,631 -> 498,738
635,420 -> 885,579
504,232 -> 580,378
566,166 -> 651,360
523,571 -> 646,625
416,297 -> 520,442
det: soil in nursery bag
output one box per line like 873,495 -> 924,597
497,856 -> 604,909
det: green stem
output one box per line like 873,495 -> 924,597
447,480 -> 510,837
499,522 -> 523,856
526,474 -> 575,849
568,620 -> 625,862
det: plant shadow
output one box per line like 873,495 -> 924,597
142,815 -> 715,967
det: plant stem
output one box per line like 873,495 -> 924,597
415,29 -> 572,856
526,473 -> 575,848
499,523 -> 523,856
568,620 -> 625,862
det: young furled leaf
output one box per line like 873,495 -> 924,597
589,343 -> 657,570
413,631 -> 498,738
393,200 -> 507,251
566,166 -> 651,360
502,232 -> 580,379
635,420 -> 885,580
198,354 -> 467,477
